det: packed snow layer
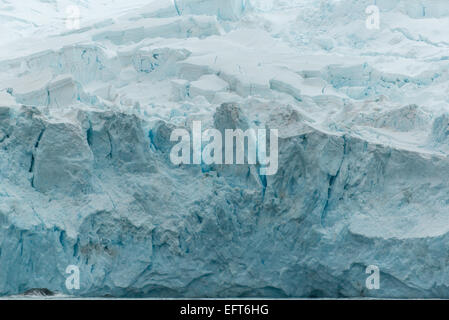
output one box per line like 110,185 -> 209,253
1,0 -> 449,298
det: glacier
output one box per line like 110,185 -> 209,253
1,0 -> 449,298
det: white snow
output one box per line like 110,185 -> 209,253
1,0 -> 449,298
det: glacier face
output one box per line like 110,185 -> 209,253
1,0 -> 449,298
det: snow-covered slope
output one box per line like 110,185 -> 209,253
1,0 -> 449,298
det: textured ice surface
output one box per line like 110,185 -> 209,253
1,0 -> 449,298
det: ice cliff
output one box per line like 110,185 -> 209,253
1,0 -> 449,298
